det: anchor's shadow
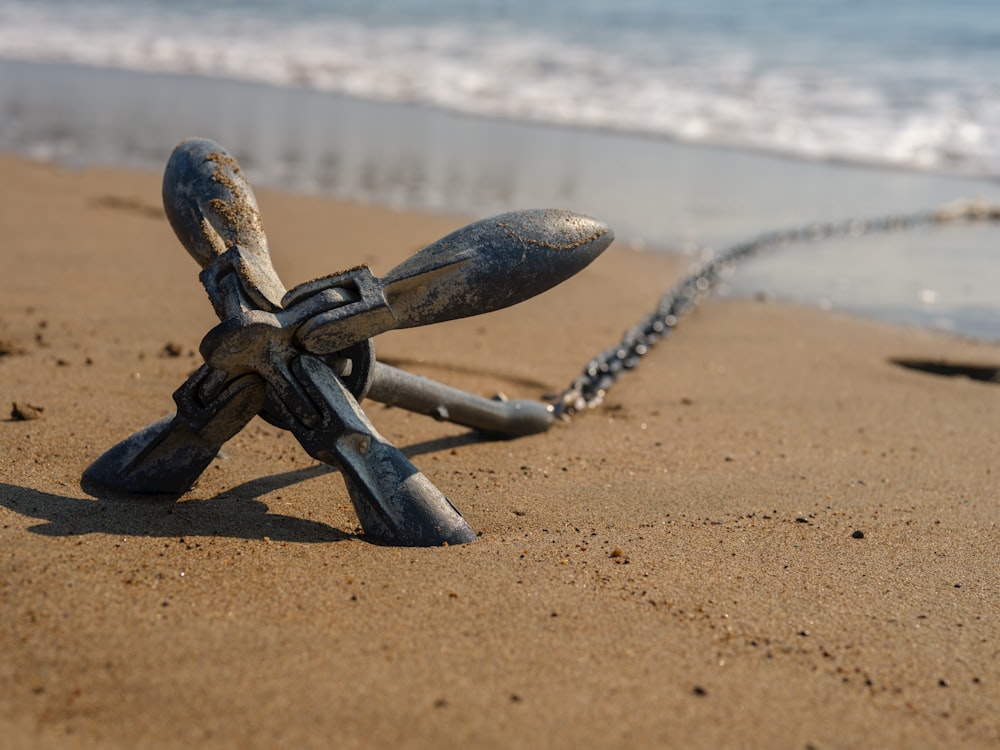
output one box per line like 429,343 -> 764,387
1,432 -> 485,543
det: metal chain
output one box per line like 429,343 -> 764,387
549,199 -> 1000,417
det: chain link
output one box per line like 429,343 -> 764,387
549,199 -> 1000,417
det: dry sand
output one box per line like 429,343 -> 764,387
1,153 -> 998,749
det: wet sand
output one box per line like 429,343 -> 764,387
1,153 -> 998,749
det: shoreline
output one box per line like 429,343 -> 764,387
2,59 -> 997,242
2,154 -> 1000,748
3,58 -> 1000,342
5,58 -> 999,188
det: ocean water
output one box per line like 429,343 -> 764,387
2,0 -> 998,177
1,0 -> 999,339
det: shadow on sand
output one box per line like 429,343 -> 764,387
0,430 -> 489,543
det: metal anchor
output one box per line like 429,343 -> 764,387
83,138 -> 614,546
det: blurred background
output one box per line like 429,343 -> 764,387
1,0 -> 998,337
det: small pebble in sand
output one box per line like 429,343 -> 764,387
851,529 -> 865,539
162,341 -> 184,357
11,402 -> 44,421
0,338 -> 26,356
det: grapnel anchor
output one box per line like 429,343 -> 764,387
83,138 -> 614,546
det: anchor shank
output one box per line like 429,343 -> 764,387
367,362 -> 554,437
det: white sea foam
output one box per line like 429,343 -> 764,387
0,0 -> 997,178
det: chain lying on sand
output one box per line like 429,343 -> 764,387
549,199 -> 1000,417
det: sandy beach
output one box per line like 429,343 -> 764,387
2,151 -> 999,748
